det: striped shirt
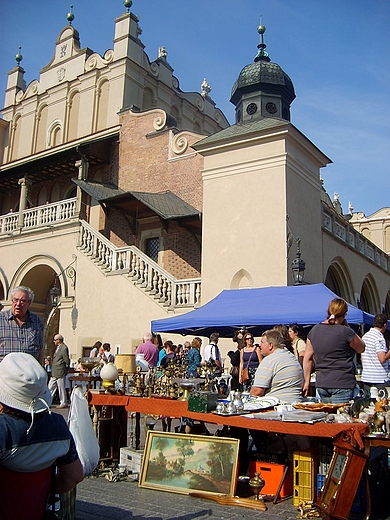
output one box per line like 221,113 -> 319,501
0,310 -> 44,362
361,327 -> 389,384
253,347 -> 304,404
0,411 -> 78,471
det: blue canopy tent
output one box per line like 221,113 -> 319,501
151,283 -> 377,337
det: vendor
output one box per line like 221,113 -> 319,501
250,330 -> 304,404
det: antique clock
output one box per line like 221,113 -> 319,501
316,429 -> 368,520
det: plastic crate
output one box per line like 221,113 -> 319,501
316,474 -> 325,498
293,448 -> 318,506
119,447 -> 144,477
249,461 -> 292,498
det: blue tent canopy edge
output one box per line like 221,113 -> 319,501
151,283 -> 378,338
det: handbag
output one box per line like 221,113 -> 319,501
68,386 -> 100,476
241,348 -> 255,383
241,366 -> 250,383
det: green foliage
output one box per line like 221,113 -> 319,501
206,441 -> 234,478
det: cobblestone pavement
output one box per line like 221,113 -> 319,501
76,475 -> 301,520
75,472 -> 390,520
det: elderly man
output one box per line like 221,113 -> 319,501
250,329 -> 304,404
135,332 -> 159,367
48,334 -> 70,408
0,286 -> 44,365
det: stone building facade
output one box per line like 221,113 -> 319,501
0,5 -> 389,360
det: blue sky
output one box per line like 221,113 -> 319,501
1,0 -> 389,216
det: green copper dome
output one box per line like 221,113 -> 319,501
231,61 -> 295,104
230,22 -> 296,122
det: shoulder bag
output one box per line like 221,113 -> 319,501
241,348 -> 255,383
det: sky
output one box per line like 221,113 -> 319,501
1,0 -> 389,217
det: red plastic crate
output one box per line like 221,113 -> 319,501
249,461 -> 292,498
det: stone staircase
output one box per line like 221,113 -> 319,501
78,220 -> 201,311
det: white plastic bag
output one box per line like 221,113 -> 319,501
68,386 -> 100,476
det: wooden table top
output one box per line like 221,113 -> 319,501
87,392 -> 368,439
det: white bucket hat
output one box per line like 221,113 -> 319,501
0,353 -> 52,432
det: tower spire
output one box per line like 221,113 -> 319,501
254,17 -> 270,62
15,46 -> 23,66
124,0 -> 133,12
67,5 -> 75,26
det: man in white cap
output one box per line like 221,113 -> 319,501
0,352 -> 83,519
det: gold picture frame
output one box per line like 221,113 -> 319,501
139,431 -> 239,496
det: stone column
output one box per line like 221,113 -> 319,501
18,176 -> 31,228
75,156 -> 89,218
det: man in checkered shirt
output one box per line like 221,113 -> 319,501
0,286 -> 44,365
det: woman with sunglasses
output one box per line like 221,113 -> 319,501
239,334 -> 262,391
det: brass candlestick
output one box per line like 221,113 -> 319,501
249,472 -> 265,501
179,380 -> 196,401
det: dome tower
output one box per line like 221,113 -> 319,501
230,23 -> 295,123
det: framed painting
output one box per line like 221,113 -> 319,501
139,431 -> 239,496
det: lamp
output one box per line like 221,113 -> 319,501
50,278 -> 61,307
50,254 -> 77,308
291,238 -> 306,285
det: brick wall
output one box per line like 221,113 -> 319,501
118,110 -> 204,211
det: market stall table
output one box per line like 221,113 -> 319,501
87,392 -> 130,461
89,393 -> 390,519
69,374 -> 101,392
87,391 -> 368,451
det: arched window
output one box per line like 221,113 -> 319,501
46,120 -> 62,148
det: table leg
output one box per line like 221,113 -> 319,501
92,405 -> 99,435
363,459 -> 371,520
135,412 -> 141,450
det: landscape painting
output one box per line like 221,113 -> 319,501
139,431 -> 239,496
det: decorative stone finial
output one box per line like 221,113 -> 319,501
158,46 -> 168,59
124,0 -> 133,12
333,192 -> 343,214
67,5 -> 75,25
201,78 -> 212,98
254,16 -> 270,62
15,46 -> 23,66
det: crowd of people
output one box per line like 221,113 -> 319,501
1,285 -> 390,518
134,332 -> 204,378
